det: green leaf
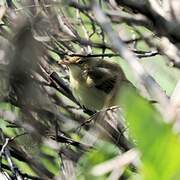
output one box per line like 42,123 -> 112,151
119,87 -> 180,180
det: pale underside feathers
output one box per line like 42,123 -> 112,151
68,57 -> 128,110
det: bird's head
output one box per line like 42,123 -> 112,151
60,56 -> 99,78
60,56 -> 99,67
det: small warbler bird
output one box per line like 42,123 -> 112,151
61,56 -> 129,111
60,56 -> 134,151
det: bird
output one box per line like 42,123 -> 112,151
60,56 -> 134,151
60,56 -> 130,112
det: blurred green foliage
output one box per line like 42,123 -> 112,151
77,141 -> 119,180
120,87 -> 180,180
1,1 -> 180,179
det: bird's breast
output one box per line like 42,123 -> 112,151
69,74 -> 107,111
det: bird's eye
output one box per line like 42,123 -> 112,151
77,60 -> 84,64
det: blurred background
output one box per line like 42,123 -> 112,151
0,0 -> 180,180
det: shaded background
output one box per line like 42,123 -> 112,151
0,0 -> 180,180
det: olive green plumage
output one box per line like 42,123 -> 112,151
63,56 -> 129,111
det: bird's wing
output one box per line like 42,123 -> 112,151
87,67 -> 118,94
